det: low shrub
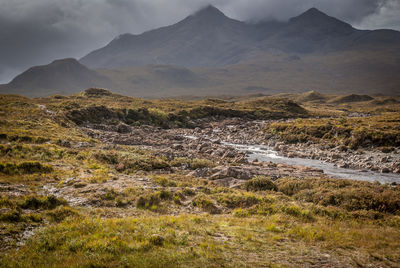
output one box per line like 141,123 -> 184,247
0,161 -> 53,175
192,194 -> 220,214
46,207 -> 80,222
282,205 -> 314,220
20,195 -> 67,210
0,209 -> 43,222
245,176 -> 277,192
189,159 -> 214,169
217,192 -> 261,209
136,195 -> 158,209
93,151 -> 119,165
136,190 -> 172,210
183,188 -> 196,196
0,209 -> 23,222
121,156 -> 170,172
152,176 -> 177,187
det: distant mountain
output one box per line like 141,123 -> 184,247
272,8 -> 400,52
81,5 -> 258,68
2,6 -> 400,97
0,59 -> 112,97
81,6 -> 400,69
259,8 -> 358,52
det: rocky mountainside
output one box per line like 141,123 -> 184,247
80,6 -> 400,68
80,5 -> 258,68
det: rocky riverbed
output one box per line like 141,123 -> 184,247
78,117 -> 400,185
178,118 -> 400,174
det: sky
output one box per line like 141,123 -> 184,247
0,0 -> 399,83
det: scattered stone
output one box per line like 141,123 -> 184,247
59,140 -> 71,147
74,142 -> 93,148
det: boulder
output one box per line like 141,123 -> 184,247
210,166 -> 252,180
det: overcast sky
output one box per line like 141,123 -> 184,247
1,0 -> 399,83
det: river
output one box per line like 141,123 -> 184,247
224,142 -> 400,184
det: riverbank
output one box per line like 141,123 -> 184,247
174,117 -> 400,175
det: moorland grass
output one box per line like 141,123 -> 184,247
267,113 -> 400,149
1,92 -> 400,267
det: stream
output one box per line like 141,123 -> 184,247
224,142 -> 400,184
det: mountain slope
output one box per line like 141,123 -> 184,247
92,48 -> 400,98
0,59 -> 112,96
2,6 -> 400,97
259,8 -> 358,53
80,5 -> 258,68
80,6 -> 400,69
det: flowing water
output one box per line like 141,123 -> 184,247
224,142 -> 400,184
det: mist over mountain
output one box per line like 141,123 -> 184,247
2,6 -> 400,97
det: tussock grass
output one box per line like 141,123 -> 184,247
2,213 -> 400,267
276,177 -> 400,214
0,161 -> 53,175
245,176 -> 277,192
267,113 -> 400,149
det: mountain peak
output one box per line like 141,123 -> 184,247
50,58 -> 82,67
303,7 -> 325,16
289,7 -> 353,31
292,7 -> 331,22
193,5 -> 226,18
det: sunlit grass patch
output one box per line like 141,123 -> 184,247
276,177 -> 400,214
2,213 -> 400,267
267,113 -> 400,149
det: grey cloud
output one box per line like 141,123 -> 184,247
355,0 -> 400,30
0,0 -> 399,83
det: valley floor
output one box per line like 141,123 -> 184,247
1,90 -> 400,267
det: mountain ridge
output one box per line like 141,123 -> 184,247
80,5 -> 256,68
1,6 -> 400,97
80,6 -> 400,68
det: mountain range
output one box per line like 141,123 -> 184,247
1,5 -> 400,97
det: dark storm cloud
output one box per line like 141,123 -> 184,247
0,0 -> 399,83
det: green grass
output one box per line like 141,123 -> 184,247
2,212 -> 400,267
0,161 -> 53,175
267,113 -> 400,149
276,177 -> 400,214
245,176 -> 278,192
1,92 -> 400,267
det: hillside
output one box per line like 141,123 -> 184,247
80,5 -> 258,68
0,59 -> 112,97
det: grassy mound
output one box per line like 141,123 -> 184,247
329,94 -> 374,104
296,90 -> 326,103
